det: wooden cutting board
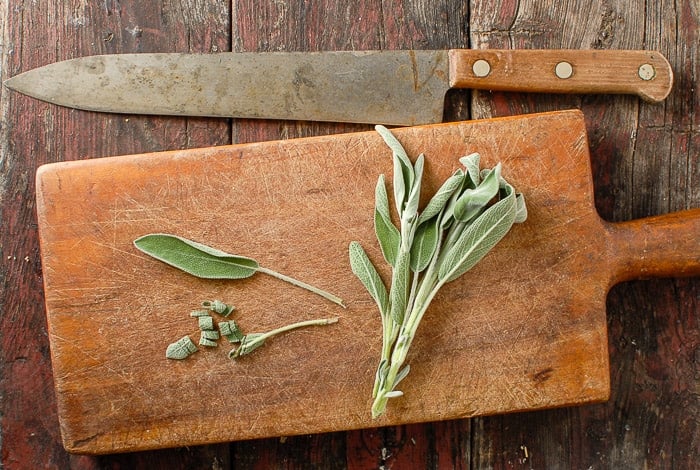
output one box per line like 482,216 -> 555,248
36,110 -> 700,454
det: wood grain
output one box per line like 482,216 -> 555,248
34,110 -> 699,454
0,0 -> 232,467
470,0 -> 700,468
448,49 -> 673,102
1,0 -> 697,467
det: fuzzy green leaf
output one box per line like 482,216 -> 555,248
417,169 -> 465,225
410,216 -> 440,273
349,242 -> 390,316
389,250 -> 411,324
438,186 -> 517,283
374,175 -> 401,266
459,153 -> 481,188
404,154 -> 424,221
376,125 -> 414,215
134,234 -> 259,279
453,164 -> 501,222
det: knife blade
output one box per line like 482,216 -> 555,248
4,49 -> 672,125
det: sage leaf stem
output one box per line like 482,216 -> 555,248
229,317 -> 338,358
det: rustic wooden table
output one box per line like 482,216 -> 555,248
1,1 -> 697,468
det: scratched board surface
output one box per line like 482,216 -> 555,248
36,111 -> 611,454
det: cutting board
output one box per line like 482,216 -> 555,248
36,110 -> 700,454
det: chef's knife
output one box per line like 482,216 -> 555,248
4,49 -> 672,125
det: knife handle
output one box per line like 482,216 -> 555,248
448,49 -> 673,102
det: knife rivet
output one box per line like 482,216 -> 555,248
472,59 -> 491,77
554,61 -> 573,79
638,63 -> 656,81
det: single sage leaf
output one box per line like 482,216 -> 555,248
349,241 -> 389,316
136,234 -> 345,307
459,153 -> 481,189
389,250 -> 410,324
403,153 -> 425,221
374,175 -> 400,266
376,125 -> 414,215
453,164 -> 501,222
417,169 -> 464,225
393,364 -> 411,389
438,187 -> 517,283
410,215 -> 440,273
134,234 -> 259,279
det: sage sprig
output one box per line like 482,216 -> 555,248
350,126 -> 527,418
165,300 -> 338,360
229,317 -> 339,358
134,234 -> 345,307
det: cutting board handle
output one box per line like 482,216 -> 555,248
608,208 -> 700,283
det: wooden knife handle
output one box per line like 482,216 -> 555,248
448,49 -> 673,102
608,208 -> 700,283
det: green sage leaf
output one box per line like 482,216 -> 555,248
438,186 -> 517,283
417,169 -> 465,225
373,359 -> 389,398
453,164 -> 501,222
376,125 -> 414,215
134,234 -> 259,279
393,364 -> 411,389
374,175 -> 400,266
460,153 -> 481,189
389,250 -> 410,324
403,154 -> 424,222
410,215 -> 440,273
349,242 -> 389,316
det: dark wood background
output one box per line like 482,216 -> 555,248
1,1 -> 697,468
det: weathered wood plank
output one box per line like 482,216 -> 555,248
0,0 -> 231,467
469,0 -> 699,468
2,0 -> 695,467
229,1 -> 470,467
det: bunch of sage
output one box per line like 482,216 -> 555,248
349,126 -> 527,418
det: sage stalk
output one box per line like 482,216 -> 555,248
350,126 -> 527,418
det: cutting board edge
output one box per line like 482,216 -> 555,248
33,109 -> 587,175
61,383 -> 611,455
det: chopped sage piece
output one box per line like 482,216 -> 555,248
203,300 -> 235,317
350,126 -> 528,418
198,331 -> 219,347
201,330 -> 220,340
166,335 -> 198,360
190,309 -> 210,317
197,315 -> 214,331
219,320 -> 245,343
